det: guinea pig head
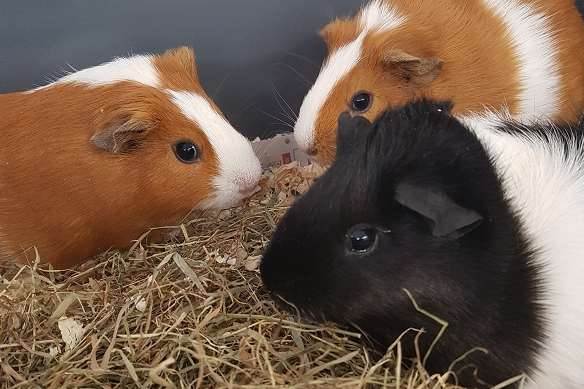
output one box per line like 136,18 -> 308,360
86,48 -> 262,223
262,100 -> 534,381
294,0 -> 443,165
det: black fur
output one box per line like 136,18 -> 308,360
260,100 -> 546,388
489,116 -> 584,158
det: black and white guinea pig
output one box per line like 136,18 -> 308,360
260,100 -> 584,388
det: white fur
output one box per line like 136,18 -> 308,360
461,115 -> 584,388
294,0 -> 406,153
169,91 -> 262,209
359,0 -> 407,32
29,54 -> 160,92
481,0 -> 561,120
294,34 -> 365,152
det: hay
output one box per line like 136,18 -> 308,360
0,162 -> 473,389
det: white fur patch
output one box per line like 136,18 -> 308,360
359,0 -> 407,32
29,54 -> 160,92
294,34 -> 365,153
294,0 -> 406,153
462,114 -> 584,388
169,91 -> 262,210
481,0 -> 560,120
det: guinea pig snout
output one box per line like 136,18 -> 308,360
232,169 -> 261,196
237,180 -> 258,194
260,251 -> 312,304
305,145 -> 317,157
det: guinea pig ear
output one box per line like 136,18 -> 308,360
161,46 -> 198,70
319,24 -> 335,49
319,19 -> 356,52
91,114 -> 153,154
336,112 -> 373,157
157,47 -> 200,80
395,182 -> 483,239
383,49 -> 443,87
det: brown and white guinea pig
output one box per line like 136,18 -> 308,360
261,100 -> 584,388
0,47 -> 262,269
294,0 -> 584,164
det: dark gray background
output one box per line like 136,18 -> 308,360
0,1 -> 361,139
1,1 -> 583,139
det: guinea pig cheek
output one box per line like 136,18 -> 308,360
312,110 -> 341,164
166,135 -> 218,210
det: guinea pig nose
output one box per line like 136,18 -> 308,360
306,146 -> 318,156
238,181 -> 258,194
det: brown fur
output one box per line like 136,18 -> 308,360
311,0 -> 584,164
154,47 -> 202,92
0,48 -> 223,268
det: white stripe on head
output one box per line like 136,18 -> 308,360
294,0 -> 406,153
481,0 -> 560,121
359,0 -> 407,32
294,34 -> 364,152
28,54 -> 160,92
169,91 -> 262,210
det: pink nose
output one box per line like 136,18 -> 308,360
238,181 -> 258,194
306,146 -> 317,156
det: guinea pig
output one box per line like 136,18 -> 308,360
294,0 -> 584,164
261,100 -> 584,388
0,47 -> 262,269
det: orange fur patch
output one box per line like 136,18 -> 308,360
154,46 -> 202,92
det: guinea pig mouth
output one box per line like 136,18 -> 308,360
306,146 -> 320,160
271,293 -> 301,315
272,294 -> 327,324
266,289 -> 328,325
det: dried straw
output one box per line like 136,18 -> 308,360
0,162 -> 484,388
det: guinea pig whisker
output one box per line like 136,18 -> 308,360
271,84 -> 299,120
270,121 -> 293,130
59,62 -> 79,77
283,51 -> 321,69
272,114 -> 294,127
257,108 -> 295,129
271,102 -> 297,129
211,72 -> 233,99
278,111 -> 296,126
272,61 -> 314,87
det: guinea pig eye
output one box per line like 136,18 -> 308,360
346,225 -> 378,254
173,141 -> 199,164
350,92 -> 373,113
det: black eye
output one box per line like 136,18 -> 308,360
346,225 -> 378,254
351,92 -> 373,113
173,141 -> 199,164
